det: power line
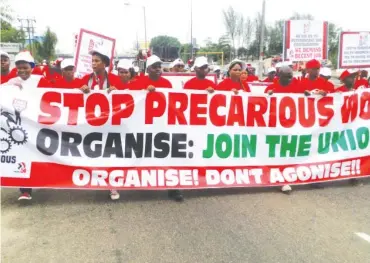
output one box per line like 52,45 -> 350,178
17,17 -> 36,53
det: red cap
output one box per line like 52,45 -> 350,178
339,69 -> 358,81
305,59 -> 321,69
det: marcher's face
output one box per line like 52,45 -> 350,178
344,76 -> 355,87
229,64 -> 242,80
240,70 -> 248,81
148,63 -> 162,79
118,68 -> 131,82
16,62 -> 32,80
215,70 -> 220,78
301,69 -> 307,77
250,68 -> 256,75
268,72 -> 276,79
92,55 -> 106,73
173,64 -> 184,73
62,66 -> 75,80
307,68 -> 319,79
1,56 -> 10,73
361,70 -> 368,78
279,72 -> 293,86
195,65 -> 208,79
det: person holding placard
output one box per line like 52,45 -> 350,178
79,49 -> 120,94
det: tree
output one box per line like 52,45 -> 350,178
150,35 -> 181,48
289,12 -> 314,20
0,0 -> 25,43
222,6 -> 239,58
243,17 -> 254,48
29,27 -> 58,62
266,20 -> 284,56
328,23 -> 341,68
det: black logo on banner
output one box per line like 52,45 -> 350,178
0,99 -> 28,155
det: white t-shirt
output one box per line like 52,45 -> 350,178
3,75 -> 42,89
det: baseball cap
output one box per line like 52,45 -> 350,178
117,59 -> 133,70
61,58 -> 75,69
339,69 -> 358,81
229,59 -> 244,70
267,67 -> 277,73
146,55 -> 162,68
320,67 -> 331,77
170,58 -> 185,68
194,56 -> 208,68
282,61 -> 293,66
89,48 -> 111,66
0,50 -> 10,58
213,66 -> 221,72
306,59 -> 321,69
275,62 -> 282,68
15,51 -> 35,68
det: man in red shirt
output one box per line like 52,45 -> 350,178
261,67 -> 277,83
319,67 -> 335,92
183,56 -> 216,92
265,66 -> 300,94
53,59 -> 82,89
335,69 -> 359,92
1,50 -> 17,84
80,49 -> 120,94
354,70 -> 369,89
300,59 -> 335,95
246,67 -> 259,81
129,55 -> 172,91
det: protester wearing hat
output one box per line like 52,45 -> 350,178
80,49 -> 120,94
116,59 -> 135,89
300,59 -> 335,96
53,59 -> 82,89
261,67 -> 277,83
319,67 -> 335,91
170,58 -> 185,73
354,70 -> 369,89
213,66 -> 221,79
264,66 -> 300,95
4,51 -> 51,89
275,62 -> 283,78
0,50 -> 17,84
217,59 -> 250,93
183,56 -> 216,91
335,69 -> 359,92
246,67 -> 259,82
130,55 -> 172,91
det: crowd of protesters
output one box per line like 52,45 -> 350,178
1,48 -> 369,203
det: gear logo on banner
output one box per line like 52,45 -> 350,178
0,98 -> 28,155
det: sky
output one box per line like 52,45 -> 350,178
8,0 -> 370,54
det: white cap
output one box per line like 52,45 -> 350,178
170,58 -> 185,68
134,66 -> 139,73
213,66 -> 221,71
117,59 -> 133,70
194,56 -> 208,68
61,58 -> 75,69
229,59 -> 245,70
15,51 -> 35,66
146,55 -> 162,68
0,50 -> 10,58
320,67 -> 331,77
89,47 -> 111,63
275,62 -> 282,68
282,61 -> 293,66
267,67 -> 277,73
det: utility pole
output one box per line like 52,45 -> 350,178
18,17 -> 36,54
143,6 -> 147,50
258,0 -> 266,79
190,0 -> 193,59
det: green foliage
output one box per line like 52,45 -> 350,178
0,1 -> 25,43
28,27 -> 58,62
150,35 -> 181,48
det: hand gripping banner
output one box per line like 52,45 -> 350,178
0,86 -> 369,189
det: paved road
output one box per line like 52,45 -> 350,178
2,180 -> 370,263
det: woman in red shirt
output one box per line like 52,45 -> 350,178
217,60 -> 251,93
1,51 -> 17,84
53,59 -> 82,89
116,59 -> 136,90
80,50 -> 120,94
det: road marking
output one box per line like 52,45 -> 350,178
355,232 -> 370,243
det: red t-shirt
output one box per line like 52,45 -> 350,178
355,78 -> 369,89
299,77 -> 335,93
246,75 -> 259,82
261,77 -> 275,83
53,77 -> 83,89
80,72 -> 121,90
217,78 -> 251,92
129,75 -> 172,90
37,77 -> 53,88
183,77 -> 216,90
335,85 -> 354,93
264,81 -> 301,94
0,69 -> 17,84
